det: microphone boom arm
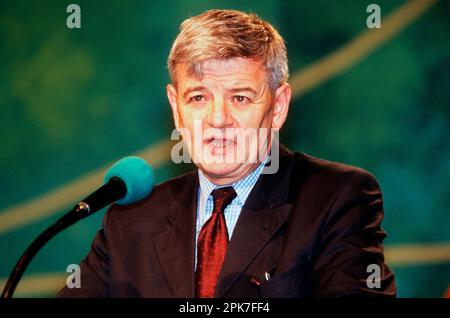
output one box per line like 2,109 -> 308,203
1,177 -> 126,298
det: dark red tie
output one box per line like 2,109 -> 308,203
196,186 -> 237,298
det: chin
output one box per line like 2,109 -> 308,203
199,162 -> 242,183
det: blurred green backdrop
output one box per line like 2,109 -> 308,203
0,0 -> 449,297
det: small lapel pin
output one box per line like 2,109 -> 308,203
264,272 -> 271,281
250,277 -> 261,286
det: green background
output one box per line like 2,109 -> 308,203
0,0 -> 449,297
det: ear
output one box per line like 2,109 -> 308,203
166,84 -> 181,129
271,83 -> 292,130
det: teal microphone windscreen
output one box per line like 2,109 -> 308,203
104,156 -> 155,205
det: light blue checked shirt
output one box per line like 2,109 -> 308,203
195,158 -> 268,267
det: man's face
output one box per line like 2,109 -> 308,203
167,57 -> 291,185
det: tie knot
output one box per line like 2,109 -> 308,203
211,187 -> 237,214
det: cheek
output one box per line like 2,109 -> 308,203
232,105 -> 273,129
178,106 -> 208,141
178,105 -> 201,126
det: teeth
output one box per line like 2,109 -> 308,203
211,139 -> 233,147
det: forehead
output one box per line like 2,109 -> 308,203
174,58 -> 268,89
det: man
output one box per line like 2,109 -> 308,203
58,9 -> 396,298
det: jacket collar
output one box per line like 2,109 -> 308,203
215,144 -> 295,296
153,144 -> 295,297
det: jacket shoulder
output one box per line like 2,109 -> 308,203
286,151 -> 382,210
105,169 -> 197,228
293,151 -> 379,186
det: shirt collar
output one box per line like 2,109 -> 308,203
198,157 -> 268,206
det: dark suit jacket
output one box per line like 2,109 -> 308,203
58,145 -> 396,298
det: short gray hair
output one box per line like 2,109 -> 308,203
167,9 -> 289,90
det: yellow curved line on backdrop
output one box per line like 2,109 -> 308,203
384,243 -> 450,267
2,242 -> 450,297
0,273 -> 66,297
0,0 -> 438,234
0,141 -> 174,234
290,0 -> 438,96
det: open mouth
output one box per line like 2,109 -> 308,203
209,138 -> 234,147
204,137 -> 236,154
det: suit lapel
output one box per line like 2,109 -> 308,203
216,145 -> 296,297
153,174 -> 198,297
215,202 -> 291,297
153,145 -> 295,298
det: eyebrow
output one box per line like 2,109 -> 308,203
181,86 -> 258,100
182,86 -> 207,100
227,87 -> 258,95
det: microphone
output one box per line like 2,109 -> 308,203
74,156 -> 155,220
1,156 -> 155,298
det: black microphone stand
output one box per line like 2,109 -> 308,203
1,177 -> 125,298
1,205 -> 87,298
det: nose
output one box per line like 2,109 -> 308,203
208,97 -> 233,128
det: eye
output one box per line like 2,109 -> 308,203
189,95 -> 205,103
233,95 -> 250,103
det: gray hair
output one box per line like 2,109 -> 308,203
167,9 -> 289,90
